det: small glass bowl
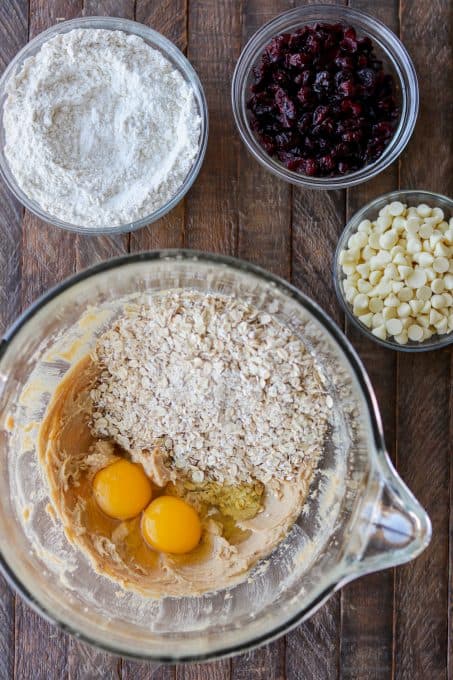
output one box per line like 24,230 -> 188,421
334,190 -> 453,352
231,5 -> 418,190
0,16 -> 208,235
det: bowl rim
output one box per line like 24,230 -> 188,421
333,189 -> 453,352
231,3 -> 419,189
0,249 -> 387,663
0,16 -> 209,235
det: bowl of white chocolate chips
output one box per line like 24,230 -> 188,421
334,190 -> 453,351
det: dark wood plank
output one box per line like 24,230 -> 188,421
287,189 -> 345,680
176,660 -> 231,680
122,660 -> 175,680
0,1 -> 28,675
130,0 -> 187,255
84,0 -> 135,16
395,1 -> 453,678
339,1 -> 400,677
15,3 -> 82,679
184,0 -> 242,254
232,2 -> 291,678
136,0 -> 187,51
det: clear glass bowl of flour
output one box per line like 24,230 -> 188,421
0,251 -> 430,662
0,17 -> 208,235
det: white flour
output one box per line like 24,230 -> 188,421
3,29 -> 201,227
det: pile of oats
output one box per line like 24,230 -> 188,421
90,292 -> 330,484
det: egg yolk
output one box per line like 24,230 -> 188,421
93,459 -> 152,520
142,496 -> 202,554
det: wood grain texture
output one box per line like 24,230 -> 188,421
0,7 -> 27,680
15,1 -> 82,677
176,660 -> 230,680
288,188 -> 344,680
130,0 -> 187,254
122,660 -> 176,680
236,0 -> 292,280
339,0 -> 400,676
396,2 -> 453,678
184,0 -> 242,254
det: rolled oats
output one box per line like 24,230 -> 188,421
91,292 -> 330,484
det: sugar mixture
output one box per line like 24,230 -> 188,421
39,292 -> 331,597
3,29 -> 201,227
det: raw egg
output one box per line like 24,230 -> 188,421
93,459 -> 152,520
142,496 -> 202,554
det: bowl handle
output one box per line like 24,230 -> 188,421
352,453 -> 431,574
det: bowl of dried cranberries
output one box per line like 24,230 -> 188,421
232,5 -> 418,189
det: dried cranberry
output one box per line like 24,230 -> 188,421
313,70 -> 332,94
357,54 -> 369,68
305,34 -> 321,55
319,154 -> 335,172
357,68 -> 377,91
248,22 -> 399,177
357,36 -> 372,52
275,88 -> 297,126
338,79 -> 356,98
297,85 -> 314,106
312,105 -> 330,125
287,52 -> 311,69
297,112 -> 312,133
265,34 -> 290,62
342,129 -> 363,144
335,55 -> 354,70
275,131 -> 301,149
372,121 -> 394,139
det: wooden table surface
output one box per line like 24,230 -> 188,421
0,1 -> 451,679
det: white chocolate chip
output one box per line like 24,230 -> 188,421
388,201 -> 405,216
358,313 -> 373,328
397,302 -> 411,317
408,324 -> 424,341
358,219 -> 372,233
372,325 -> 387,340
416,203 -> 432,218
386,318 -> 403,335
433,257 -> 449,273
379,230 -> 398,250
431,294 -> 446,310
406,269 -> 427,289
431,278 -> 445,294
398,287 -> 413,302
369,297 -> 384,313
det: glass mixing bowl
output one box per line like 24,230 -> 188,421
231,4 -> 418,189
0,17 -> 208,235
0,252 -> 430,662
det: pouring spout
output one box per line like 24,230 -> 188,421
354,454 -> 431,574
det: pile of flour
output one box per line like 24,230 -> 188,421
3,29 -> 201,227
